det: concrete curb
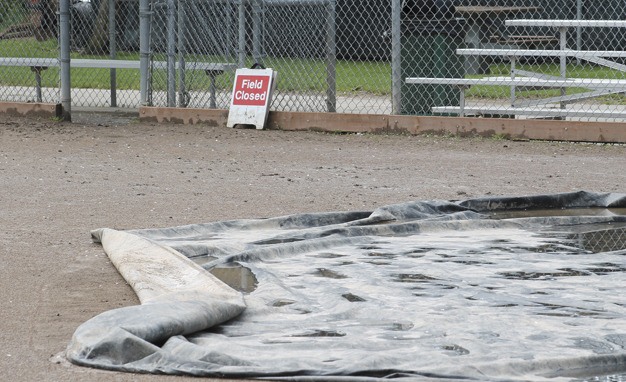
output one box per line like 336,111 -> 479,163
0,102 -> 62,119
139,106 -> 626,143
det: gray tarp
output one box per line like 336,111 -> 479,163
67,191 -> 626,381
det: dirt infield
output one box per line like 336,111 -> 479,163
1,111 -> 625,381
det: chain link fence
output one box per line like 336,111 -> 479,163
2,0 -> 626,121
0,0 -> 59,104
402,0 -> 626,121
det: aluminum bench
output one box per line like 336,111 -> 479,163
405,77 -> 626,117
0,57 -> 236,106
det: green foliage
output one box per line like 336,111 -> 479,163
0,0 -> 27,30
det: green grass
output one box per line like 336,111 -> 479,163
2,37 -> 626,104
162,54 -> 391,94
0,39 -> 392,93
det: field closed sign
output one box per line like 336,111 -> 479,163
232,75 -> 270,106
227,68 -> 277,129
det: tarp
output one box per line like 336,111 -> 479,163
67,191 -> 626,381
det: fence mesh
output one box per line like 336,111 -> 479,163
402,0 -> 626,120
2,0 -> 626,121
69,0 -> 144,108
0,0 -> 59,103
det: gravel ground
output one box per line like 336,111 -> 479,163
0,111 -> 625,381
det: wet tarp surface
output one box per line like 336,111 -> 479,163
67,191 -> 626,381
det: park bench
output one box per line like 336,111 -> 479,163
0,57 -> 236,106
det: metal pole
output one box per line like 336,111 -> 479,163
509,56 -> 516,106
59,0 -> 71,121
34,68 -> 43,102
252,0 -> 262,64
225,0 -> 232,60
178,0 -> 187,107
560,27 -> 567,110
167,0 -> 176,107
108,0 -> 117,107
139,0 -> 151,106
391,0 -> 402,114
238,0 -> 246,67
326,0 -> 336,113
576,0 -> 582,65
209,72 -> 217,108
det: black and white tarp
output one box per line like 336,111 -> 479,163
67,191 -> 626,381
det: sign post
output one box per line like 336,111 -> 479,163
227,68 -> 277,129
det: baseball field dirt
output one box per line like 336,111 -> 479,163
1,111 -> 624,381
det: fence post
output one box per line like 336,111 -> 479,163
391,0 -> 402,115
178,0 -> 187,107
59,0 -> 71,121
252,0 -> 263,64
167,0 -> 177,107
576,0 -> 583,65
225,0 -> 233,60
326,0 -> 336,113
238,0 -> 246,68
139,0 -> 151,106
109,0 -> 117,107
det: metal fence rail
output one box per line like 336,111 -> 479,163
2,0 -> 626,121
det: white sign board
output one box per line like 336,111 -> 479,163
227,68 -> 277,129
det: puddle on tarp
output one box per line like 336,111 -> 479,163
568,226 -> 626,253
209,265 -> 258,293
181,224 -> 624,379
489,208 -> 626,253
189,255 -> 258,293
489,207 -> 626,219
